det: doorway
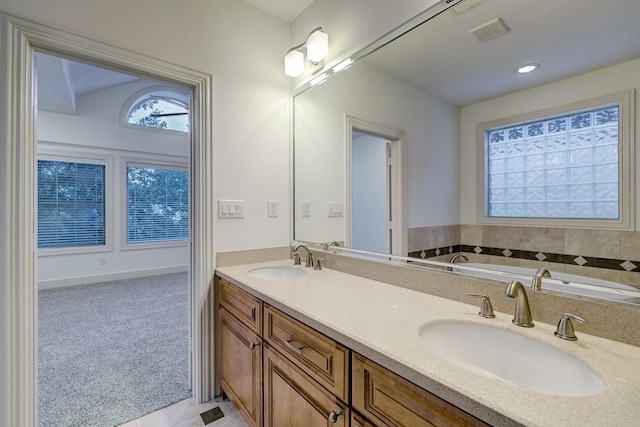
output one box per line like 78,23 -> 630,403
0,15 -> 214,426
35,51 -> 193,425
346,116 -> 406,256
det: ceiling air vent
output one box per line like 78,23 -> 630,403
468,17 -> 510,42
449,0 -> 488,16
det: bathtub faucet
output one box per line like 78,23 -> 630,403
531,267 -> 551,291
450,254 -> 469,264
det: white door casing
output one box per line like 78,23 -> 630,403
0,13 -> 214,427
345,116 -> 407,256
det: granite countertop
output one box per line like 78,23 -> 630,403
216,259 -> 640,427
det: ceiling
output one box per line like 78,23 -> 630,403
242,0 -> 314,22
36,52 -> 140,115
37,0 -> 640,115
363,0 -> 640,106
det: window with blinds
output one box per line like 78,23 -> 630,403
126,165 -> 189,244
37,159 -> 106,248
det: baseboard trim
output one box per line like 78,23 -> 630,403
38,265 -> 189,290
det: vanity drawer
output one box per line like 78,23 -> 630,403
219,278 -> 262,334
263,305 -> 349,401
352,352 -> 489,427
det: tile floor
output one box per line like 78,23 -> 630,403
118,397 -> 249,427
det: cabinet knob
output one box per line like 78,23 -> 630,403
249,341 -> 260,350
328,409 -> 342,423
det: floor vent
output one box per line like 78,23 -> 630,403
200,406 -> 225,425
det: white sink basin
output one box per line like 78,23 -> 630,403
247,266 -> 307,280
419,321 -> 605,396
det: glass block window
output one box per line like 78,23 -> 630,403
485,104 -> 619,219
37,159 -> 106,248
126,165 -> 189,244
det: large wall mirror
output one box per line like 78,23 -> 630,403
293,0 -> 640,306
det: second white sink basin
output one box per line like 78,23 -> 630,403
419,321 -> 605,396
247,266 -> 307,280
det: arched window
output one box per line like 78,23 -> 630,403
122,87 -> 189,133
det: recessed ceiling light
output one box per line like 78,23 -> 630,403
517,63 -> 539,74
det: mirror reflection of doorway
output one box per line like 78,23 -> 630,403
347,116 -> 406,256
351,132 -> 392,253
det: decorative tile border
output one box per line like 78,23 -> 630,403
409,244 -> 640,273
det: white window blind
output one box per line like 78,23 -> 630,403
485,104 -> 619,219
126,165 -> 189,244
37,160 -> 106,248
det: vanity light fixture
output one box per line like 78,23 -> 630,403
517,63 -> 539,74
284,27 -> 329,77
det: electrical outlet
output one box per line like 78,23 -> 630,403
268,200 -> 278,217
99,257 -> 107,265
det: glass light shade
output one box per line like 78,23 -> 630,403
306,30 -> 329,63
284,50 -> 304,77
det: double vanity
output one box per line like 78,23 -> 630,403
216,257 -> 640,426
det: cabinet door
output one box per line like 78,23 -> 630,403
219,307 -> 262,427
264,344 -> 348,427
352,353 -> 489,427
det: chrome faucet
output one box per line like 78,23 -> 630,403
293,244 -> 313,268
531,267 -> 550,291
450,253 -> 469,264
447,253 -> 469,271
323,241 -> 340,251
505,280 -> 534,327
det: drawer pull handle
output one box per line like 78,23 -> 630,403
249,341 -> 260,350
328,409 -> 342,423
281,338 -> 304,354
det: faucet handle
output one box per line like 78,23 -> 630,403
314,257 -> 325,271
293,253 -> 301,265
554,312 -> 585,341
466,293 -> 496,318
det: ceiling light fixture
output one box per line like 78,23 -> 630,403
284,27 -> 329,78
517,63 -> 539,74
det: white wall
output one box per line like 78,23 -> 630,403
0,0 -> 292,256
295,60 -> 459,243
37,79 -> 191,287
460,58 -> 640,227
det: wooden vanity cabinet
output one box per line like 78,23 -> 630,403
263,343 -> 349,427
216,277 -> 491,427
352,352 -> 489,427
218,279 -> 263,427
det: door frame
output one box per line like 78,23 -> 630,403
0,13 -> 215,426
345,116 -> 407,256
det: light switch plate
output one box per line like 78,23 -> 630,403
302,201 -> 311,217
218,200 -> 244,218
328,202 -> 343,217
